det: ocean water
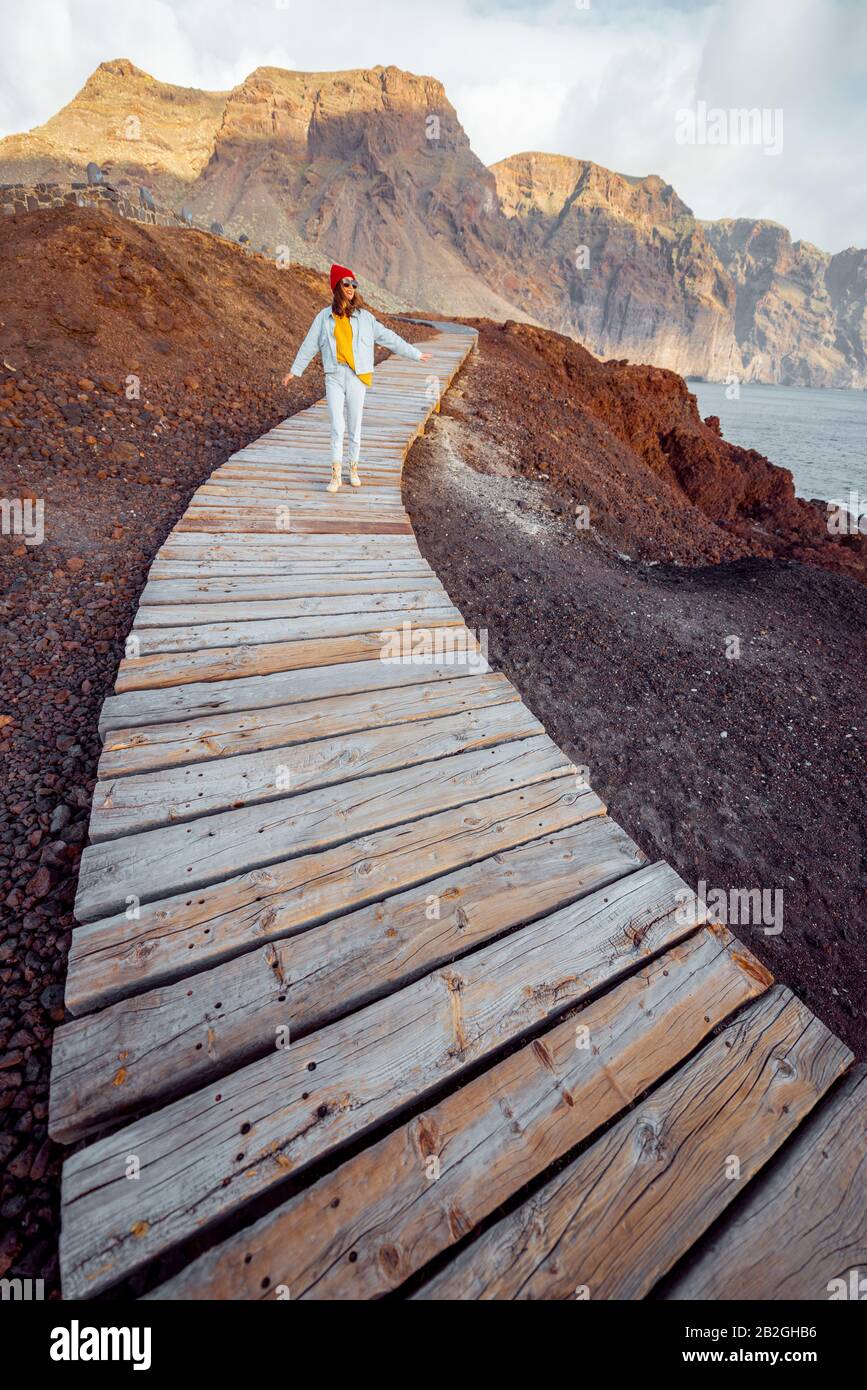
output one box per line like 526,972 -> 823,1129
690,381 -> 867,510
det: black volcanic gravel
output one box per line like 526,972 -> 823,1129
404,418 -> 867,1062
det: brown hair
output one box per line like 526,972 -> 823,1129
331,279 -> 364,317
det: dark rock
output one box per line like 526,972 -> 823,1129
38,983 -> 64,1011
25,866 -> 52,899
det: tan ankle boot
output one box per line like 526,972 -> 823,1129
327,462 -> 343,493
349,461 -> 361,488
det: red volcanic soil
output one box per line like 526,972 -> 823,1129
0,205 -> 426,1293
403,327 -> 866,1070
443,318 -> 866,581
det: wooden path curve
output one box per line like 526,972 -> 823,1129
49,323 -> 865,1301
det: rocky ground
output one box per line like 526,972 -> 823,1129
0,205 -> 426,1293
403,331 -> 866,1064
0,208 -> 862,1295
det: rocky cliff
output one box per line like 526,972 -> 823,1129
491,152 -> 739,380
492,152 -> 867,387
702,218 -> 867,387
2,60 -> 865,386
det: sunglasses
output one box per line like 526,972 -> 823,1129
341,278 -> 358,288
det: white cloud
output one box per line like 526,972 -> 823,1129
0,0 -> 863,251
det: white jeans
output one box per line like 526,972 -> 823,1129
325,362 -> 367,464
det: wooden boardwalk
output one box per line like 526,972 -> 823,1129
50,323 -> 865,1301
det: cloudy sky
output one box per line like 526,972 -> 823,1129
1,0 -> 864,251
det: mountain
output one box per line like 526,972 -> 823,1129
702,217 -> 867,387
491,152 -> 737,380
492,152 -> 867,387
2,59 -> 865,387
0,59 -> 520,321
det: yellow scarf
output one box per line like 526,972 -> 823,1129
333,313 -> 373,387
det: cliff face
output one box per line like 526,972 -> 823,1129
493,153 -> 867,387
191,65 -> 520,318
2,60 -> 865,386
703,219 -> 867,388
491,153 -> 739,380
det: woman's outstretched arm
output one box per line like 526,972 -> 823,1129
371,318 -> 431,362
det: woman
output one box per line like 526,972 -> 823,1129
283,264 -> 432,493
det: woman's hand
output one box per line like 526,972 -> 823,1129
282,372 -> 295,386
419,353 -> 432,362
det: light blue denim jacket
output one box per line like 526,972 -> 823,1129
290,306 -> 423,379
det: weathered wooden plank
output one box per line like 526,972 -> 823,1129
89,700 -> 546,839
182,509 -> 408,524
206,484 -> 402,498
67,775 -> 595,1012
183,489 -> 409,503
157,550 -> 416,568
195,478 -> 404,492
185,491 -> 406,505
147,563 -> 437,583
99,654 -> 491,732
139,576 -> 442,605
186,482 -> 399,494
189,504 -> 404,517
197,480 -> 403,496
416,986 -> 853,1300
112,633 -> 439,692
212,449 -> 406,460
156,541 -> 420,565
133,590 -> 459,629
147,924 -> 771,1300
98,673 -> 519,778
150,556 -> 432,574
174,479 -> 405,488
191,475 -> 404,489
151,551 -> 428,571
114,627 -> 474,692
175,517 -> 415,535
51,815 -> 642,1141
189,494 -> 405,511
182,508 -> 409,525
161,531 -> 419,550
210,462 -> 399,471
661,1064 -> 867,1301
130,606 -> 461,655
75,736 -> 573,920
58,860 -> 706,1298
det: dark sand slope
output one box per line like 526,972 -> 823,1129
403,328 -> 866,1060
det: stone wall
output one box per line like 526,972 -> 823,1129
0,181 -> 190,229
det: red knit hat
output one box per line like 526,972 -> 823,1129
330,263 -> 356,292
